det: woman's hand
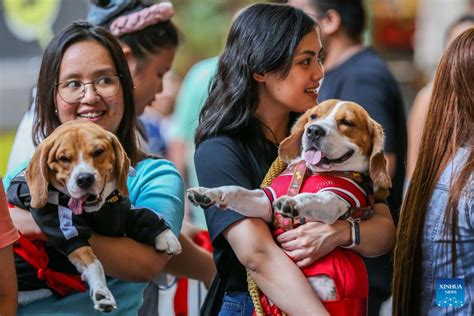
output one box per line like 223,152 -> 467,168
9,206 -> 46,240
277,220 -> 350,268
277,203 -> 396,266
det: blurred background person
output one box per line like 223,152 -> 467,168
141,70 -> 182,157
406,14 -> 474,181
167,56 -> 218,227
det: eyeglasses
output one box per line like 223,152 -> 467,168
55,75 -> 121,103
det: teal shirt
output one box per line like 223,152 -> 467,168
4,158 -> 184,315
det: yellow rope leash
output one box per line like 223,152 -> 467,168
247,157 -> 288,316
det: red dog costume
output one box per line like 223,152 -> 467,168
260,161 -> 372,316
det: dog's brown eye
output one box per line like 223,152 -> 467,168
310,114 -> 318,120
339,119 -> 354,127
58,156 -> 71,163
92,148 -> 104,158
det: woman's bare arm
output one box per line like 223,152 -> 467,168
224,217 -> 328,316
0,245 -> 18,316
164,233 -> 216,288
89,234 -> 170,281
350,203 -> 396,257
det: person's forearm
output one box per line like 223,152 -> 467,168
89,234 -> 170,282
0,247 -> 18,316
164,233 -> 216,288
9,206 -> 46,240
347,203 -> 396,257
226,219 -> 328,316
248,243 -> 328,315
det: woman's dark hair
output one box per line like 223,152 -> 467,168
91,1 -> 179,66
310,0 -> 365,41
33,21 -> 144,165
195,3 -> 317,151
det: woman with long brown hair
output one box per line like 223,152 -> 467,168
393,28 -> 474,315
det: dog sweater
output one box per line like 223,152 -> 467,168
262,166 -> 370,303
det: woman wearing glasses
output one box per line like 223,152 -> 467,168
8,1 -> 215,314
8,1 -> 177,170
3,22 -> 184,315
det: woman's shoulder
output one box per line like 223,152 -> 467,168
196,135 -> 245,159
430,148 -> 473,209
129,158 -> 183,189
437,147 -> 472,188
198,135 -> 241,147
135,157 -> 178,173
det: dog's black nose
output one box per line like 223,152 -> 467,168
76,173 -> 95,189
306,125 -> 326,139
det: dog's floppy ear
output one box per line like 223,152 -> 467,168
26,140 -> 54,208
369,120 -> 391,200
279,109 -> 312,163
109,133 -> 130,197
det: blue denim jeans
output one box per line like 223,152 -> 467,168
218,292 -> 254,316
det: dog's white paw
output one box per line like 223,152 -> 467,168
91,286 -> 117,313
155,229 -> 182,255
187,187 -> 225,208
273,196 -> 300,218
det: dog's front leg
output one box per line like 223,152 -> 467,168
68,246 -> 117,312
187,186 -> 272,222
274,191 -> 350,224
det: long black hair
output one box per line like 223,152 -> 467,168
195,3 -> 317,155
33,21 -> 143,165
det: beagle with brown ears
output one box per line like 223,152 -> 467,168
8,120 -> 180,312
187,99 -> 391,307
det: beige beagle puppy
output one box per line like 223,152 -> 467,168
17,120 -> 181,312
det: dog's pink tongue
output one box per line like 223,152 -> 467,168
304,150 -> 322,165
68,195 -> 88,215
